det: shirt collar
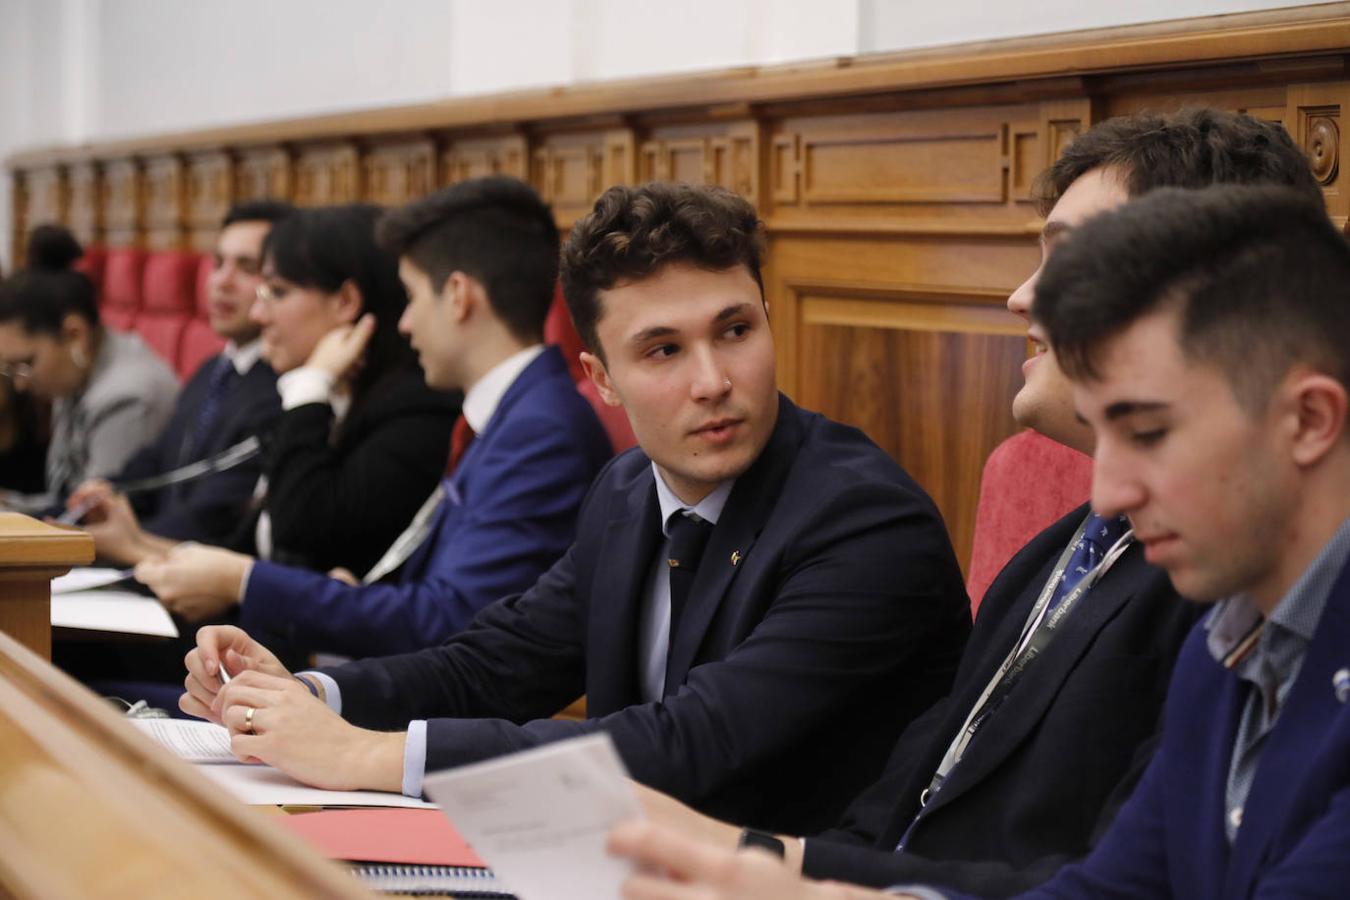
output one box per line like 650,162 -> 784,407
1207,512 -> 1350,663
651,462 -> 735,535
461,344 -> 546,434
224,338 -> 264,376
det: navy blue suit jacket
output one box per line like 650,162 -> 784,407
995,553 -> 1350,899
240,347 -> 612,658
805,504 -> 1199,896
118,353 -> 280,545
324,395 -> 972,834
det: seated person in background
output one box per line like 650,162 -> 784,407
135,177 -> 613,657
0,372 -> 49,495
179,181 -> 971,835
75,203 -> 459,588
0,225 -> 178,514
609,184 -> 1350,899
608,108 -> 1326,899
68,200 -> 291,562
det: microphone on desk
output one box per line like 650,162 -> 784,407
56,436 -> 265,525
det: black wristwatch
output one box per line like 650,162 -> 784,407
737,827 -> 786,859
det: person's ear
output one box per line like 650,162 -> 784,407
1284,368 -> 1349,468
333,280 -> 364,325
444,272 -> 476,324
60,313 -> 92,368
580,351 -> 622,407
60,312 -> 90,347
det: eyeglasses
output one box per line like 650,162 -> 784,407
255,283 -> 286,306
0,361 -> 33,381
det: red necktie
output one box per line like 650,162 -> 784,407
447,414 -> 476,474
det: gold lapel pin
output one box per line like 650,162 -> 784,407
730,550 -> 742,566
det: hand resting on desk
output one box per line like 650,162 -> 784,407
182,624 -> 406,794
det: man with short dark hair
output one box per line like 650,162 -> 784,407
606,109 -> 1337,898
136,176 -> 614,658
69,200 -> 293,561
178,180 -> 971,834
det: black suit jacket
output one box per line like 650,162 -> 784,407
804,503 -> 1202,896
326,395 -> 971,834
118,353 -> 280,545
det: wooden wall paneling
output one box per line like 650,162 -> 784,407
101,159 -> 144,248
440,132 -> 529,185
235,146 -> 293,203
144,154 -> 188,250
1287,81 -> 1350,225
532,126 -> 637,227
22,166 -> 67,236
294,141 -> 363,206
766,103 -> 1059,235
636,120 -> 761,202
185,151 -> 235,253
10,173 -> 28,268
363,137 -> 436,207
770,233 -> 1038,571
66,163 -> 103,248
1029,98 -> 1097,203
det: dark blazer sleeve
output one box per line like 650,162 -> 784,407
262,370 -> 457,575
138,367 -> 280,544
329,468 -> 968,807
240,402 -> 608,657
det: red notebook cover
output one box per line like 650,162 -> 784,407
277,808 -> 486,867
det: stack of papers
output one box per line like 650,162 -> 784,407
51,566 -> 177,638
131,717 -> 434,808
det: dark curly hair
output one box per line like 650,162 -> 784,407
560,182 -> 764,362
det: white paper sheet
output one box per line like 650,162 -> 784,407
51,566 -> 136,594
198,761 -> 435,809
131,718 -> 236,762
51,590 -> 178,638
423,733 -> 642,900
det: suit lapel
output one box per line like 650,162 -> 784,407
452,347 -> 560,493
663,396 -> 801,690
1224,557 -> 1350,896
587,468 -> 663,714
925,528 -> 1151,816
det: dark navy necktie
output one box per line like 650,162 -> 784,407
183,356 -> 236,465
1047,513 -> 1130,611
667,512 -> 714,639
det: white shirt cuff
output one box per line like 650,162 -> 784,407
403,720 -> 428,798
300,671 -> 343,714
277,366 -> 335,410
886,887 -> 948,899
237,560 -> 255,604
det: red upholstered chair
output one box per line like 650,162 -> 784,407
966,430 -> 1094,615
177,254 -> 226,379
100,248 -> 147,332
543,285 -> 638,454
73,246 -> 107,298
137,251 -> 199,373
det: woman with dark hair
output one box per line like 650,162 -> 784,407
244,203 -> 458,573
0,226 -> 178,512
90,205 -> 458,610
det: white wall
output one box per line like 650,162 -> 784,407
0,0 -> 1329,268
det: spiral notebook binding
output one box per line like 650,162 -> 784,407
350,863 -> 513,897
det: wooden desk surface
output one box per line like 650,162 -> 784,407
0,513 -> 94,660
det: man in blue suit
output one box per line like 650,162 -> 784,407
136,177 -> 613,656
609,185 -> 1350,897
178,181 -> 971,834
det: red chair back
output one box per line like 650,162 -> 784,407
137,251 -> 199,373
100,248 -> 147,331
966,430 -> 1094,615
178,254 -> 227,378
73,246 -> 107,298
543,285 -> 637,453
